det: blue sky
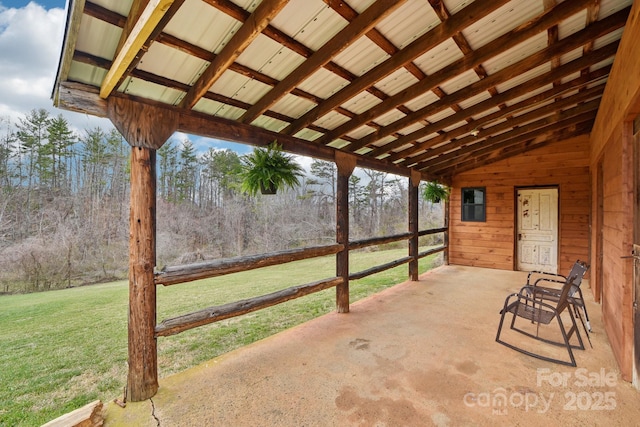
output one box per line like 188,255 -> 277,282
0,0 -> 254,156
1,1 -> 63,9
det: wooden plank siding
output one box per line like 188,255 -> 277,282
588,0 -> 640,383
593,124 -> 635,382
449,135 -> 591,274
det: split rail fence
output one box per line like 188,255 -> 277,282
154,227 -> 448,337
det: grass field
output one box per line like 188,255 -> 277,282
0,248 -> 441,426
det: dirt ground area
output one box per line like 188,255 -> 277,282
103,265 -> 640,426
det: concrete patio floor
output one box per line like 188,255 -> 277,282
103,265 -> 640,426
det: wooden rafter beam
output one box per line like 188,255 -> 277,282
57,81 -> 435,181
427,0 -> 501,117
388,79 -> 606,164
328,0 -> 607,151
424,103 -> 599,170
582,0 -> 602,77
386,64 -> 612,163
99,0 -> 175,99
421,105 -> 599,172
543,0 -> 562,89
179,0 -> 290,110
345,8 -> 626,154
283,0 -> 511,136
410,94 -> 602,168
72,50 -> 362,144
436,122 -> 593,178
398,74 -> 608,166
239,0 -> 407,124
115,0 -> 149,55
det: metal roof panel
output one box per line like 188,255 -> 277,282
462,0 -> 543,50
236,34 -> 306,81
413,38 -> 464,75
138,42 -> 207,87
375,69 -> 420,97
297,68 -> 349,99
164,0 -> 241,53
75,14 -> 121,60
374,0 -> 441,49
332,37 -> 389,77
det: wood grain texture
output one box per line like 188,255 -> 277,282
127,146 -> 158,401
449,135 -> 590,275
108,97 -> 177,149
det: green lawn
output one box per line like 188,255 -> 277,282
0,249 -> 440,426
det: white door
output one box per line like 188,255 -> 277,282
516,188 -> 558,273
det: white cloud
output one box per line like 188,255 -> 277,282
0,2 -> 111,132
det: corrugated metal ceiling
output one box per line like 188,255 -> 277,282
54,0 -> 634,180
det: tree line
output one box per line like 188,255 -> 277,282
0,109 -> 442,294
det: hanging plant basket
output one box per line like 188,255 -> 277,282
260,182 -> 278,195
422,181 -> 450,204
240,141 -> 303,196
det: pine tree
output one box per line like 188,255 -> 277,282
16,109 -> 50,190
46,114 -> 76,191
158,139 -> 179,201
175,139 -> 198,203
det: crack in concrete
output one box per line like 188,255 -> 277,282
150,397 -> 161,426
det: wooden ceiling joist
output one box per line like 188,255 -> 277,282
239,0 -> 407,124
341,6 -> 627,154
56,0 -> 634,182
283,0 -> 511,136
387,61 -> 613,164
438,122 -> 594,176
179,0 -> 290,110
422,105 -> 600,173
99,0 -> 175,98
388,79 -> 606,164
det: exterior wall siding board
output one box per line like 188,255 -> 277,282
450,135 -> 591,274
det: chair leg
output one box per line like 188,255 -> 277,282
496,305 -> 580,366
576,289 -> 592,331
496,304 -> 509,342
573,305 -> 592,348
555,315 -> 577,367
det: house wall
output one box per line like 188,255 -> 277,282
588,0 -> 640,383
449,135 -> 591,275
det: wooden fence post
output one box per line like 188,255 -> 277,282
409,171 -> 421,280
108,98 -> 177,401
335,152 -> 356,313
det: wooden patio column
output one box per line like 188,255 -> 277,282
335,152 -> 356,313
443,199 -> 450,265
409,171 -> 421,281
108,98 -> 178,401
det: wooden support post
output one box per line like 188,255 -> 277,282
108,98 -> 177,401
409,171 -> 421,280
444,199 -> 450,265
127,146 -> 158,401
335,152 -> 356,313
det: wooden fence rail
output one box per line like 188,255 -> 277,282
155,243 -> 344,286
350,256 -> 414,280
155,227 -> 448,336
419,227 -> 448,236
349,232 -> 412,250
419,246 -> 447,258
155,277 -> 344,337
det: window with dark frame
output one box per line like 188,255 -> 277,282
462,187 -> 486,222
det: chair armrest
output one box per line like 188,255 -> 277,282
526,270 -> 566,286
505,288 -> 559,311
533,276 -> 566,288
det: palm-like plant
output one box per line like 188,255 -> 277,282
240,142 -> 303,195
